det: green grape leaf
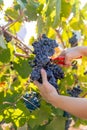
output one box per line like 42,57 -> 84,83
29,102 -> 52,128
45,0 -> 56,16
25,4 -> 38,21
81,4 -> 87,20
2,90 -> 21,103
29,0 -> 39,8
0,115 -> 3,123
37,4 -> 44,14
61,0 -> 72,18
70,21 -> 80,30
72,0 -> 80,16
45,16 -> 52,28
37,16 -> 45,35
19,117 -> 26,127
46,116 -> 65,130
52,107 -> 64,117
0,104 -> 10,113
0,0 -> 3,4
53,0 -> 61,28
70,17 -> 80,30
17,0 -> 27,9
25,0 -> 40,21
0,46 -> 11,63
14,4 -> 21,10
5,117 -> 13,124
5,8 -> 19,19
16,101 -> 30,116
0,34 -> 7,49
30,125 -> 46,130
14,58 -> 32,78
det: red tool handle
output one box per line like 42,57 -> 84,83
53,56 -> 65,61
52,56 -> 65,65
52,56 -> 82,65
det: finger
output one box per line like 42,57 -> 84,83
59,49 -> 66,56
64,58 -> 71,65
41,68 -> 48,83
34,80 -> 41,88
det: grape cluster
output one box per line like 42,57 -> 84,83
30,34 -> 64,89
3,31 -> 12,43
23,91 -> 40,111
67,85 -> 82,97
69,33 -> 78,47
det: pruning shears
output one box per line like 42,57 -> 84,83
51,56 -> 82,65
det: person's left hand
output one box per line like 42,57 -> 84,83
34,68 -> 58,104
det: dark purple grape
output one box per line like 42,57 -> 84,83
69,34 -> 78,47
48,64 -> 64,79
3,31 -> 12,43
30,67 -> 41,81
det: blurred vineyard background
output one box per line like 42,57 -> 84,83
0,0 -> 87,130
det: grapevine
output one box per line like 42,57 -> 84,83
0,0 -> 87,129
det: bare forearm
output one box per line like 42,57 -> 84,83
78,46 -> 87,56
51,95 -> 87,119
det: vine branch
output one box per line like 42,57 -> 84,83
55,29 -> 65,48
0,26 -> 33,55
14,52 -> 30,58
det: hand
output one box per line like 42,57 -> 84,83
59,46 -> 82,66
34,68 -> 58,104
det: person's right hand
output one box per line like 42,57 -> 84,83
59,46 -> 82,66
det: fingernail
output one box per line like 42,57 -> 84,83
41,68 -> 44,72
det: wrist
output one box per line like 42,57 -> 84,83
49,94 -> 60,107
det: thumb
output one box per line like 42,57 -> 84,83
65,56 -> 72,66
41,68 -> 48,83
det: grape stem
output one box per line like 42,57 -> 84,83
3,19 -> 20,30
14,52 -> 30,58
0,26 -> 33,54
3,101 -> 16,107
55,29 -> 65,48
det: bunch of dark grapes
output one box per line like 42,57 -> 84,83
67,85 -> 82,97
30,34 -> 64,90
23,91 -> 40,111
69,33 -> 78,47
3,31 -> 12,43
